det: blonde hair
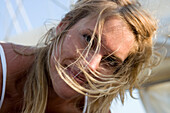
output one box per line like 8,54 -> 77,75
22,0 -> 157,113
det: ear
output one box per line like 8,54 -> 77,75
56,15 -> 72,35
56,20 -> 68,36
56,22 -> 63,35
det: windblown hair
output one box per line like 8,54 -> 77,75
22,0 -> 157,113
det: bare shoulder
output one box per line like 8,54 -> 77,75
0,42 -> 36,95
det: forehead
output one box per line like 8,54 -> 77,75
75,16 -> 135,61
102,17 -> 135,61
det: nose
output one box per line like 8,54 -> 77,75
86,53 -> 103,71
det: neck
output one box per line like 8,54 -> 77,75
46,87 -> 84,113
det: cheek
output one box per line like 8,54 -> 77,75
50,71 -> 78,99
61,36 -> 75,56
49,53 -> 80,99
60,38 -> 83,60
48,32 -> 85,99
62,32 -> 85,52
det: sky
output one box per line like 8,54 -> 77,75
111,89 -> 146,113
0,0 -> 147,113
0,0 -> 72,40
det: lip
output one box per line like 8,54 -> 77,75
67,67 -> 87,85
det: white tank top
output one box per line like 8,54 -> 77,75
0,44 -> 7,109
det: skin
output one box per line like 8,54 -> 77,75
0,16 -> 135,113
0,43 -> 35,113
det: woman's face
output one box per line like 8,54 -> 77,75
49,16 -> 135,99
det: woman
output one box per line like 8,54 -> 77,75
0,0 -> 157,113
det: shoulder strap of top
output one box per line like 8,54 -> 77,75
83,94 -> 88,113
0,44 -> 7,108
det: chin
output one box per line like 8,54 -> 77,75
53,80 -> 80,100
58,91 -> 80,100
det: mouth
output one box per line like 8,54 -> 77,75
67,67 -> 88,85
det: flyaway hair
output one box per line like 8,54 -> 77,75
22,0 -> 158,113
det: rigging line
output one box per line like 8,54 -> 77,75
5,0 -> 22,34
69,0 -> 76,9
16,0 -> 33,30
50,0 -> 68,11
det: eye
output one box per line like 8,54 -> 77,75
106,58 -> 119,67
102,56 -> 120,67
82,34 -> 96,48
101,56 -> 122,74
83,34 -> 92,43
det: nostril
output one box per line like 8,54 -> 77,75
63,64 -> 67,67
